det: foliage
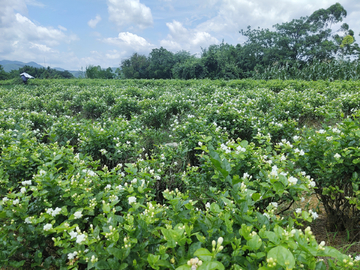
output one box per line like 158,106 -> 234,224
6,65 -> 75,80
0,65 -> 9,80
240,3 -> 353,68
251,59 -> 360,81
292,115 -> 360,239
85,65 -> 115,79
1,79 -> 360,269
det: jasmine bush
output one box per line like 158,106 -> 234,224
1,80 -> 360,269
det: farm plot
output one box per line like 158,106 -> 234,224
1,79 -> 360,269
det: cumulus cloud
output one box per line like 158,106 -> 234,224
58,25 -> 67,31
160,20 -> 219,53
102,32 -> 154,52
29,42 -> 55,52
107,0 -> 153,30
88,15 -> 102,28
196,0 -> 352,37
0,0 -> 77,64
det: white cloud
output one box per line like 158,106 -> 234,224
160,20 -> 219,53
102,32 -> 154,52
196,0 -> 350,37
58,25 -> 67,31
107,0 -> 153,30
29,42 -> 55,52
0,0 -> 78,69
88,15 -> 102,28
25,0 -> 45,8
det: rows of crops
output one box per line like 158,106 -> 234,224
1,79 -> 360,269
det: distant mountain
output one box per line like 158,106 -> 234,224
0,60 -> 44,72
0,60 -> 117,78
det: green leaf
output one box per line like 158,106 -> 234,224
262,231 -> 280,245
273,182 -> 284,195
194,248 -> 213,262
247,235 -> 262,251
267,246 -> 295,269
251,193 -> 261,201
102,203 -> 110,213
119,263 -> 128,270
189,242 -> 202,256
195,233 -> 206,243
175,265 -> 191,270
315,261 -> 327,270
198,261 -> 225,270
107,247 -> 122,260
95,260 -> 110,269
210,203 -> 221,214
107,258 -> 121,269
148,254 -> 160,269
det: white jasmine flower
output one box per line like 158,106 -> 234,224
43,223 -> 52,231
270,202 -> 278,208
309,210 -> 319,220
69,231 -> 78,239
82,169 -> 96,176
131,179 -> 137,184
20,187 -> 26,193
288,176 -> 298,186
299,150 -> 305,156
116,185 -> 124,191
236,146 -> 246,152
13,199 -> 19,205
295,208 -> 302,214
25,217 -> 32,224
128,196 -> 136,204
74,211 -> 83,219
68,251 -> 77,260
334,153 -> 341,159
52,207 -> 61,216
205,202 -> 211,209
76,234 -> 86,243
332,127 -> 341,134
2,197 -> 9,202
270,165 -> 278,177
318,129 -> 325,134
22,180 -> 32,185
105,184 -> 111,190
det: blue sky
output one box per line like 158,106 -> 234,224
1,0 -> 359,71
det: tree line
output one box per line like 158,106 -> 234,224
0,65 -> 74,80
1,3 -> 358,81
120,3 -> 359,80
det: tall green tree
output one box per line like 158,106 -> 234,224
147,47 -> 175,79
239,3 -> 352,67
0,65 -> 9,80
85,65 -> 114,79
120,53 -> 149,79
333,23 -> 360,59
